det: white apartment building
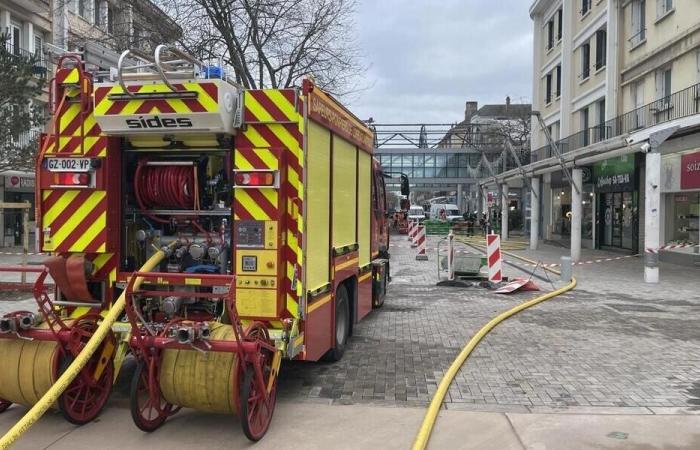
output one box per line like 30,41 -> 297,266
480,0 -> 700,281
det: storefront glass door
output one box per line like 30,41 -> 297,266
601,192 -> 637,250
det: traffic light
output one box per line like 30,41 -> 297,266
400,174 -> 409,196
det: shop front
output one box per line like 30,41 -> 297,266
594,155 -> 639,253
548,169 -> 594,248
1,172 -> 35,247
661,149 -> 700,264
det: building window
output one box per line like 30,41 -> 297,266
581,107 -> 590,146
581,42 -> 591,80
581,0 -> 592,16
595,29 -> 607,70
557,9 -> 563,41
10,24 -> 21,55
33,35 -> 43,56
656,67 -> 672,101
596,99 -> 606,142
657,0 -> 673,18
632,80 -> 645,128
545,73 -> 552,104
107,4 -> 115,34
630,0 -> 646,46
547,19 -> 554,50
78,0 -> 93,22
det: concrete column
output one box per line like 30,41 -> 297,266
571,168 -> 583,263
501,184 -> 509,240
530,177 -> 540,250
0,11 -> 11,32
644,152 -> 661,283
542,172 -> 552,240
477,187 -> 484,221
457,183 -> 463,213
559,1 -> 574,136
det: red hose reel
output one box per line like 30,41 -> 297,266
134,159 -> 202,224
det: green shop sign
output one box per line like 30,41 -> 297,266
593,155 -> 636,193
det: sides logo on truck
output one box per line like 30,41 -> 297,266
125,115 -> 193,129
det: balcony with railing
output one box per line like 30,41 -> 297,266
529,82 -> 700,165
1,42 -> 50,78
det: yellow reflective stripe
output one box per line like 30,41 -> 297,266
245,92 -> 275,122
307,294 -> 331,314
120,99 -> 145,115
43,191 -> 79,227
59,103 -> 81,133
256,149 -> 278,170
63,69 -> 79,84
185,83 -> 218,111
236,189 -> 270,220
335,258 -> 359,272
92,253 -> 112,270
359,273 -> 372,283
242,127 -> 270,148
286,293 -> 299,317
260,188 -> 277,208
265,90 -> 297,121
234,150 -> 254,170
68,211 -> 106,252
49,192 -> 104,245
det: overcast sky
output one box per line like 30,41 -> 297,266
349,0 -> 534,124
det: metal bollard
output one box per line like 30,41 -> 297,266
447,230 -> 455,281
560,256 -> 572,282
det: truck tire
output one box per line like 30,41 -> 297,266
324,284 -> 350,362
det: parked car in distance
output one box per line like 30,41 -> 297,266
408,205 -> 426,223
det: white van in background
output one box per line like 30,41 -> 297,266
429,203 -> 462,222
407,205 -> 426,223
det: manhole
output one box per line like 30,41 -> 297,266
606,304 -> 664,313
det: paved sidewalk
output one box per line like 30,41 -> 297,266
2,401 -> 700,449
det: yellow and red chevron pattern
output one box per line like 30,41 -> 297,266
44,68 -> 107,156
236,89 -> 304,319
41,190 -> 108,253
93,83 -> 219,115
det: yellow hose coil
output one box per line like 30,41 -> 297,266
0,246 -> 172,449
0,338 -> 58,407
159,322 -> 240,414
412,247 -> 576,450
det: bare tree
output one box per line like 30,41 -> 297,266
158,0 -> 365,95
0,36 -> 46,173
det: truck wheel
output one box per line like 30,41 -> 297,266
324,285 -> 350,362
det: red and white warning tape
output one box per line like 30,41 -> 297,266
0,252 -> 45,256
645,242 -> 698,254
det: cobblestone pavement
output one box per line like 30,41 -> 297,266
4,237 -> 700,415
278,235 -> 700,414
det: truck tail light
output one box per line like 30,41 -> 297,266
54,172 -> 91,186
234,171 -> 276,187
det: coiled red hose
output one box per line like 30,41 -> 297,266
134,161 -> 195,210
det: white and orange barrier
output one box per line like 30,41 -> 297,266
415,225 -> 428,261
410,221 -> 419,247
486,234 -> 502,283
407,220 -> 415,241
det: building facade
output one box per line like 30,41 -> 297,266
483,0 -> 700,275
375,99 -> 530,216
0,0 -> 180,247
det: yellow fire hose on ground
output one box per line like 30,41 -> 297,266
0,245 -> 173,449
412,244 -> 577,450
